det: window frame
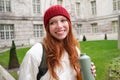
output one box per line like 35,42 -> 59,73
91,0 -> 96,15
0,0 -> 11,12
0,24 -> 14,40
112,21 -> 118,33
76,2 -> 80,16
33,24 -> 44,38
32,0 -> 41,14
57,0 -> 63,5
113,0 -> 120,11
91,23 -> 98,33
76,24 -> 82,35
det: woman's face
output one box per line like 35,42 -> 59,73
49,15 -> 69,40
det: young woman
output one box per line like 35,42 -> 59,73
18,5 -> 96,80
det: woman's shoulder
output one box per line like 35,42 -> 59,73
31,42 -> 42,49
29,43 -> 42,51
27,42 -> 43,58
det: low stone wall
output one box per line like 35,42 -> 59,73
77,33 -> 118,41
0,65 -> 15,80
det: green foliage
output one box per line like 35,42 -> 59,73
108,57 -> 120,80
0,50 -> 10,68
11,40 -> 16,50
0,47 -> 30,80
83,35 -> 87,41
0,47 -> 30,68
8,40 -> 20,69
80,40 -> 120,80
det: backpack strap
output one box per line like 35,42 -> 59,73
37,43 -> 48,80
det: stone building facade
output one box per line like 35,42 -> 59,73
0,0 -> 119,48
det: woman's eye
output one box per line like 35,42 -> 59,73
61,19 -> 67,22
49,22 -> 54,25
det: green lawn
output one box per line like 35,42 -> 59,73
0,40 -> 120,80
0,47 -> 30,68
80,40 -> 120,80
0,47 -> 30,80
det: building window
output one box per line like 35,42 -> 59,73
76,2 -> 80,16
33,0 -> 41,14
57,0 -> 63,5
76,24 -> 82,34
0,24 -> 14,40
91,1 -> 96,15
0,0 -> 11,12
91,23 -> 98,33
113,0 -> 120,11
112,21 -> 118,33
33,24 -> 44,37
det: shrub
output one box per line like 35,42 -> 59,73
108,56 -> 120,80
104,34 -> 107,40
8,40 -> 19,69
83,35 -> 87,41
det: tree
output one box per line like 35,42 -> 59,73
83,35 -> 87,41
8,40 -> 19,69
104,34 -> 107,40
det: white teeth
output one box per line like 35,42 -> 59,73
56,30 -> 64,34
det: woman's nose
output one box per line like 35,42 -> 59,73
57,21 -> 62,28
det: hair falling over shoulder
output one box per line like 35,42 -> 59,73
43,22 -> 82,80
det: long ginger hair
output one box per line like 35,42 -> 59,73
43,20 -> 82,80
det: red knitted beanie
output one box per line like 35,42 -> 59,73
44,5 -> 70,28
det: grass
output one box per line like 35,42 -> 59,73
0,40 -> 120,80
0,47 -> 30,80
108,56 -> 120,80
80,40 -> 120,80
0,47 -> 30,68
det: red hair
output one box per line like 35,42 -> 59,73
43,21 -> 82,80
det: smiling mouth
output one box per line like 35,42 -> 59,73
55,30 -> 65,34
